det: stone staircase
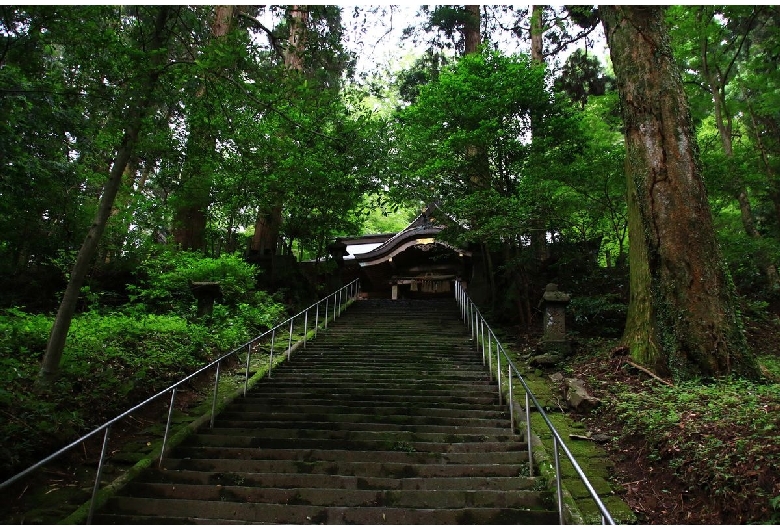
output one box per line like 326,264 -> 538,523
92,298 -> 558,524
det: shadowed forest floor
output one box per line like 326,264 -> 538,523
512,308 -> 780,525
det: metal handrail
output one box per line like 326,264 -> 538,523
454,281 -> 615,525
0,278 -> 360,524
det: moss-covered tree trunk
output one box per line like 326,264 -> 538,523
601,6 -> 758,381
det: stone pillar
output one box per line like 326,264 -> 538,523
391,284 -> 398,300
531,283 -> 571,366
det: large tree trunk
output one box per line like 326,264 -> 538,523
464,5 -> 480,55
251,5 -> 309,257
37,7 -> 172,386
251,204 -> 283,256
601,6 -> 758,381
173,5 -> 235,252
530,5 -> 544,63
528,6 -> 550,268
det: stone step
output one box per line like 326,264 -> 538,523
135,469 -> 538,491
260,374 -> 493,385
114,483 -> 550,510
198,427 -> 517,444
169,446 -> 524,465
215,410 -> 508,427
216,404 -> 507,420
180,435 -> 527,453
93,501 -> 557,525
241,388 -> 498,401
209,419 -> 510,435
162,458 -> 528,478
228,397 -> 502,411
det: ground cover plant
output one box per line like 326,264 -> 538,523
0,251 -> 286,483
559,316 -> 780,524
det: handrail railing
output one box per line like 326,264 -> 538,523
0,278 -> 360,524
454,281 -> 615,525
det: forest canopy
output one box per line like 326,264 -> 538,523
2,6 -> 780,525
1,4 -> 779,384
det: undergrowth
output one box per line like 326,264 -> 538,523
0,251 -> 287,482
609,378 -> 780,522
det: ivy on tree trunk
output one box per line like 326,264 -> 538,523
600,5 -> 759,381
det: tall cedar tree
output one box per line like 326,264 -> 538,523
600,6 -> 759,380
172,6 -> 237,252
251,5 -> 307,256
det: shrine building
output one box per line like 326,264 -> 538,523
328,205 -> 473,299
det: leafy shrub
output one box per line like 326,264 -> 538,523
718,226 -> 780,297
567,294 -> 627,337
0,290 -> 286,480
127,249 -> 260,315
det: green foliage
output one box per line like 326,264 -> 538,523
0,308 -> 211,478
568,295 -> 627,337
0,275 -> 286,480
611,378 -> 780,519
127,250 -> 260,315
391,48 -> 582,238
554,48 -> 614,109
357,195 -> 420,235
713,204 -> 780,296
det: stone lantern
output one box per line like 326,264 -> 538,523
535,283 -> 572,362
189,281 -> 222,317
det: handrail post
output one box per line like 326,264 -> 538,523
481,320 -> 487,371
474,310 -> 479,353
333,292 -> 337,321
554,436 -> 564,525
496,347 -> 502,406
209,361 -> 221,429
526,391 -> 533,477
315,302 -> 320,338
471,304 -> 476,342
487,332 -> 493,381
487,330 -> 492,374
269,328 -> 276,378
287,318 -> 294,360
86,425 -> 111,525
162,387 -> 178,468
480,319 -> 485,364
325,297 -> 329,329
160,387 -> 177,468
462,286 -> 466,322
303,310 -> 308,348
508,363 -> 514,433
244,343 -> 252,397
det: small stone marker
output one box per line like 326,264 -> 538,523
530,283 -> 572,366
189,281 -> 222,317
542,283 -> 570,344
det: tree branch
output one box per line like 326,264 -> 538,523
625,359 -> 674,386
238,11 -> 284,58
